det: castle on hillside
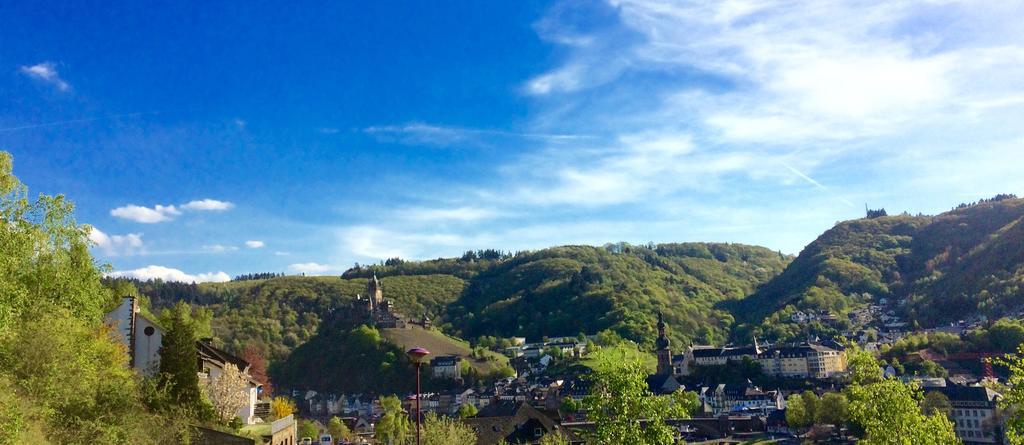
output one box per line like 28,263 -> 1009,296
349,274 -> 406,328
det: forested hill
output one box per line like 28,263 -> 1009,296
131,242 -> 790,362
732,195 -> 1024,341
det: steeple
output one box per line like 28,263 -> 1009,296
655,311 -> 672,375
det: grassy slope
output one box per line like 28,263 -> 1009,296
381,326 -> 509,374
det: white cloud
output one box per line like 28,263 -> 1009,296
88,227 -> 144,256
19,62 -> 70,91
287,262 -> 337,275
108,265 -> 230,283
181,199 -> 234,211
364,122 -> 589,147
400,206 -> 503,222
203,244 -> 238,253
274,251 -> 291,256
110,204 -> 181,223
245,240 -> 265,248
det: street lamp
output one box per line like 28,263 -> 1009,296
406,347 -> 430,445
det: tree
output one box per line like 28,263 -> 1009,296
994,344 -> 1024,444
786,393 -> 809,430
270,396 -> 296,420
457,402 -> 478,418
241,345 -> 273,395
801,390 -> 820,424
844,347 -> 959,444
0,151 -> 111,336
328,416 -> 353,441
202,363 -> 251,423
298,419 -> 319,439
818,392 -> 849,426
921,391 -> 952,418
538,433 -> 571,445
421,412 -> 477,445
158,302 -> 207,416
582,359 -> 693,445
376,395 -> 410,445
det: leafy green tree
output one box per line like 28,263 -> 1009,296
994,344 -> 1024,444
0,151 -> 111,337
457,402 -> 478,418
328,416 -> 352,441
298,419 -> 319,440
785,393 -> 809,430
582,359 -> 692,445
801,390 -> 820,424
921,391 -> 952,418
421,412 -> 477,445
538,432 -> 571,445
818,392 -> 849,426
844,347 -> 959,444
376,395 -> 410,445
158,302 -> 208,416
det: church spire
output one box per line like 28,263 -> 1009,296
655,311 -> 672,375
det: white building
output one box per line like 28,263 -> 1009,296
105,296 -> 262,425
430,355 -> 462,380
105,296 -> 164,375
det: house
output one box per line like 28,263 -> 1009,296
430,355 -> 463,381
104,297 -> 263,425
197,340 -> 264,425
698,384 -> 783,416
105,296 -> 164,375
465,401 -> 581,445
645,374 -> 684,395
925,385 -> 1004,445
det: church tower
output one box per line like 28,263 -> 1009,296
656,311 -> 672,375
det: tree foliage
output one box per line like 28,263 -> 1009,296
376,395 -> 410,445
994,343 -> 1024,444
269,396 -> 296,420
844,347 -> 959,445
421,412 -> 477,445
582,359 -> 696,445
202,362 -> 251,422
328,416 -> 353,441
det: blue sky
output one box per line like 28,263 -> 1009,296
3,1 -> 1023,282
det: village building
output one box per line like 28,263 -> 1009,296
430,355 -> 463,381
465,401 -> 581,445
756,342 -> 847,379
698,383 -> 784,416
925,384 -> 1003,445
104,296 -> 263,425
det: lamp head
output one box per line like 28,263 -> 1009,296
406,347 -> 430,364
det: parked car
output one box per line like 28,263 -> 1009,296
319,434 -> 333,445
300,437 -> 313,445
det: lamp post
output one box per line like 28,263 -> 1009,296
406,347 -> 430,445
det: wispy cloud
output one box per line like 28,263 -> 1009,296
111,199 -> 234,223
363,122 -> 591,147
399,206 -> 503,222
110,204 -> 181,223
203,244 -> 238,253
88,227 -> 145,256
107,265 -> 230,283
287,262 -> 338,274
245,240 -> 265,248
19,62 -> 70,91
181,199 -> 234,211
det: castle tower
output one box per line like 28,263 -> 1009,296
656,311 -> 672,375
367,274 -> 383,310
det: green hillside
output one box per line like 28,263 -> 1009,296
733,195 -> 1024,341
380,327 -> 509,375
